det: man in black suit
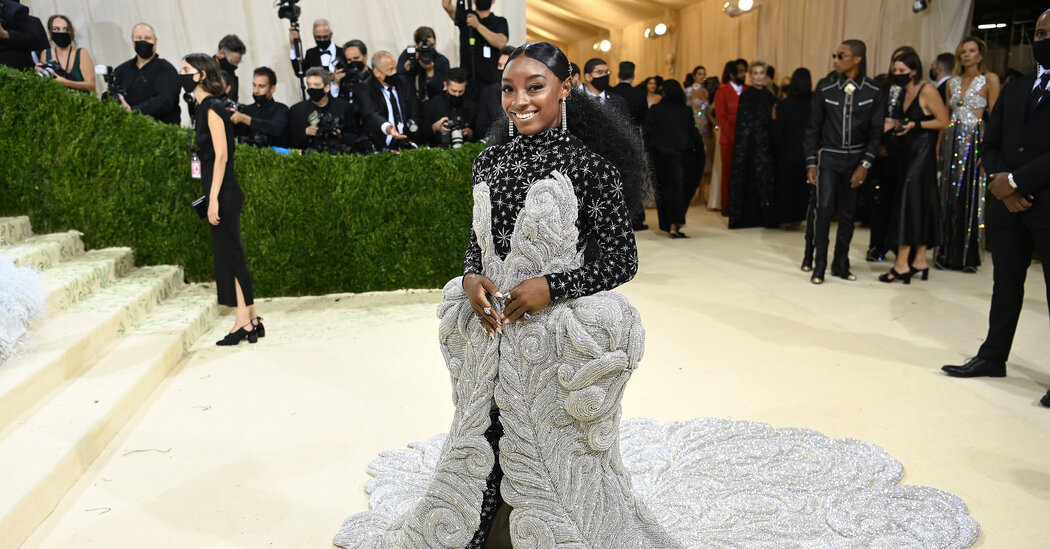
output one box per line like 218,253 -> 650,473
930,52 -> 954,104
475,45 -> 513,139
289,19 -> 347,93
942,8 -> 1050,408
286,67 -> 359,152
581,57 -> 630,117
358,50 -> 422,150
609,61 -> 647,127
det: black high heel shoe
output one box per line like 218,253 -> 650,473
910,265 -> 930,281
217,322 -> 258,346
253,316 -> 266,338
878,267 -> 913,284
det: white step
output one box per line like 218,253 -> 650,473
38,248 -> 135,312
0,230 -> 84,270
0,265 -> 184,436
0,216 -> 33,245
0,284 -> 218,549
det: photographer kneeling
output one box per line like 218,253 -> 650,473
231,66 -> 288,147
421,67 -> 476,148
287,66 -> 359,153
397,26 -> 449,103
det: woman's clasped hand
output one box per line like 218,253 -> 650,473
464,273 -> 551,337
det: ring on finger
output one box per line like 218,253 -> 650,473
483,306 -> 492,315
523,312 -> 531,320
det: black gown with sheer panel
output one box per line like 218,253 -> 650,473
729,87 -> 776,228
195,96 -> 254,307
884,87 -> 943,249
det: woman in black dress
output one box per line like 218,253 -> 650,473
729,61 -> 776,229
645,79 -> 703,238
180,54 -> 262,344
879,52 -> 948,284
772,68 -> 812,229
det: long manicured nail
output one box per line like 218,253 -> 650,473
495,292 -> 504,298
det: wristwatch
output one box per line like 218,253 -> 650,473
1007,173 -> 1018,189
860,160 -> 872,169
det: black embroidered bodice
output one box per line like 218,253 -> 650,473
463,129 -> 638,299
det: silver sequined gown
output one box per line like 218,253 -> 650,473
935,75 -> 987,272
334,131 -> 682,549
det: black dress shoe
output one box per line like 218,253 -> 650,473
941,357 -> 1006,378
831,268 -> 857,281
865,247 -> 886,262
217,323 -> 258,346
1041,390 -> 1050,408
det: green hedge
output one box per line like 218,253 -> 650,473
0,66 -> 481,296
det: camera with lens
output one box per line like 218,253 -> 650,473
222,97 -> 243,112
99,66 -> 127,103
337,60 -> 371,94
405,44 -> 438,74
36,60 -> 69,79
441,114 -> 469,149
275,0 -> 300,24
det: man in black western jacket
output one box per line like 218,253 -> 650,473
803,39 -> 884,284
358,50 -> 422,150
942,8 -> 1050,408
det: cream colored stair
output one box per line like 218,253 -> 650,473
0,217 -> 219,549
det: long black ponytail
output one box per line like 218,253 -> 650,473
486,41 -> 652,217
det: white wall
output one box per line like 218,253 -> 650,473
25,0 -> 526,123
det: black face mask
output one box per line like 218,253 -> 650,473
447,92 -> 464,108
316,39 -> 331,51
383,73 -> 400,88
733,73 -> 746,85
1033,38 -> 1050,70
179,73 -> 199,94
218,57 -> 237,74
891,74 -> 912,87
591,75 -> 610,92
134,40 -> 155,60
253,94 -> 268,105
307,87 -> 327,103
476,0 -> 493,10
928,68 -> 937,81
52,32 -> 72,48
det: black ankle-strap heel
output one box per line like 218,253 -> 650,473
217,322 -> 258,346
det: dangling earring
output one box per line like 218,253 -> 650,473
508,117 -> 515,137
561,97 -> 568,134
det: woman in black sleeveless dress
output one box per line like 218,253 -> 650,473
880,52 -> 949,284
180,54 -> 263,344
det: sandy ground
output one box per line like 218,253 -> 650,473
21,207 -> 1050,548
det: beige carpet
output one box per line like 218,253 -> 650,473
21,207 -> 1050,548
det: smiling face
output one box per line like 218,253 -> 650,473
693,68 -> 706,83
501,56 -> 571,136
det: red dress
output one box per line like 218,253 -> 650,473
714,82 -> 747,212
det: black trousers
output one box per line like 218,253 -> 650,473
813,151 -> 863,272
866,155 -> 895,252
976,223 -> 1050,363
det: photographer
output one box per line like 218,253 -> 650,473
214,34 -> 246,102
287,66 -> 359,152
421,67 -> 476,148
112,23 -> 180,125
37,14 -> 95,93
441,0 -> 508,93
289,19 -> 346,91
0,0 -> 48,71
397,26 -> 450,102
231,67 -> 288,147
358,50 -> 422,151
475,44 -> 513,138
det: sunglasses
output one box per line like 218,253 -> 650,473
832,53 -> 852,60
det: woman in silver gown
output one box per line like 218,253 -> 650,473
334,41 -> 678,549
935,36 -> 1001,272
